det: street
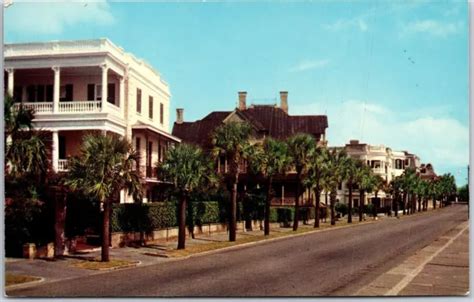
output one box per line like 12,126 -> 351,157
8,204 -> 468,297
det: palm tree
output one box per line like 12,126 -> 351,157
287,134 -> 316,231
356,165 -> 375,221
4,94 -> 47,180
159,144 -> 216,249
250,138 -> 291,235
345,157 -> 360,223
413,178 -> 428,212
326,148 -> 350,226
304,146 -> 329,228
371,175 -> 385,219
399,168 -> 417,215
212,122 -> 252,242
65,134 -> 142,262
389,176 -> 402,217
437,173 -> 457,207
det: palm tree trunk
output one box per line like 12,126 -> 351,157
330,191 -> 336,226
374,192 -> 379,219
101,200 -> 111,262
314,186 -> 321,228
230,179 -> 238,242
417,196 -> 422,212
177,194 -> 187,249
293,173 -> 301,231
394,193 -> 399,217
264,177 -> 273,236
433,196 -> 436,209
325,191 -> 329,222
403,192 -> 407,215
347,182 -> 353,223
359,190 -> 364,222
54,188 -> 67,257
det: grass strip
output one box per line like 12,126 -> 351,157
71,258 -> 138,270
5,273 -> 41,287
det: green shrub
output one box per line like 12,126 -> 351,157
111,202 -> 177,233
335,202 -> 348,217
364,203 -> 374,214
5,197 -> 54,257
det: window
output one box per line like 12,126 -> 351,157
13,86 -> 22,102
59,136 -> 66,159
107,83 -> 115,104
87,84 -> 95,101
136,88 -> 142,113
46,85 -> 53,102
96,85 -> 102,101
27,85 -> 35,102
149,96 -> 154,119
135,137 -> 141,169
147,141 -> 153,167
160,103 -> 164,124
59,84 -> 73,102
37,85 -> 45,102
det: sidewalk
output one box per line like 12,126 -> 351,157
356,220 -> 469,296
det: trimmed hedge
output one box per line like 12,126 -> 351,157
111,201 -> 314,233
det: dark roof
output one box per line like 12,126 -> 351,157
172,105 -> 328,147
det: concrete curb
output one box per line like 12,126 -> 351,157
5,276 -> 45,291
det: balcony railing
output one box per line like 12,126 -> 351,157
16,102 -> 53,113
58,159 -> 68,172
13,101 -> 126,119
58,101 -> 102,113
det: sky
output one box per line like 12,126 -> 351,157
4,0 -> 470,185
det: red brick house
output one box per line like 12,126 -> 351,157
172,91 -> 328,206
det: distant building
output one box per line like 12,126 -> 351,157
333,140 -> 422,208
4,39 -> 181,203
172,91 -> 328,206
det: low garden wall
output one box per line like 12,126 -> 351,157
110,201 -> 314,248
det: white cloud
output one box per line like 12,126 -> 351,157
401,20 -> 463,37
323,17 -> 369,32
5,1 -> 115,35
291,100 -> 469,169
289,59 -> 330,72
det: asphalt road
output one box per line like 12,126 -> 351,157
8,204 -> 468,297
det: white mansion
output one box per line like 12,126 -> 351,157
4,39 -> 181,203
333,140 -> 423,208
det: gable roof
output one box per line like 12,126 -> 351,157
172,105 -> 328,148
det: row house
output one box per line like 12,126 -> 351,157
172,91 -> 329,207
4,39 -> 181,203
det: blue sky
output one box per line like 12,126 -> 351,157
5,0 -> 469,185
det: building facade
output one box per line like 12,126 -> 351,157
334,140 -> 422,208
4,39 -> 181,203
172,91 -> 328,207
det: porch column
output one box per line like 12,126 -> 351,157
6,68 -> 14,97
101,64 -> 108,112
52,66 -> 60,113
52,130 -> 59,172
119,76 -> 125,117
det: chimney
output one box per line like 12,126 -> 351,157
176,108 -> 184,124
238,91 -> 247,110
280,91 -> 288,113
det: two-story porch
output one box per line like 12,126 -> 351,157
6,66 -> 128,172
